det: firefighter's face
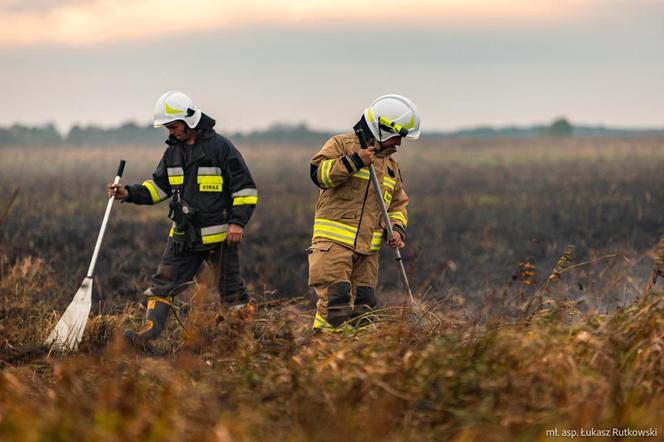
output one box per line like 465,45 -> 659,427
165,121 -> 188,141
380,136 -> 402,149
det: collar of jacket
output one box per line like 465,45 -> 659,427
171,141 -> 205,169
167,113 -> 218,168
195,112 -> 217,141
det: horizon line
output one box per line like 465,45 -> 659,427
3,118 -> 664,136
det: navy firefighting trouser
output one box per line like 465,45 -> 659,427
145,239 -> 248,306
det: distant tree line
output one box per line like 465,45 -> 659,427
0,123 -> 63,146
0,121 -> 333,147
1,118 -> 662,147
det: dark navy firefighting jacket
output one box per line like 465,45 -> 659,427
126,113 -> 257,250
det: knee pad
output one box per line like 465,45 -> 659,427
355,286 -> 377,309
323,282 -> 352,327
327,282 -> 352,307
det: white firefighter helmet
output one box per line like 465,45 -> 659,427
153,91 -> 202,129
363,94 -> 421,142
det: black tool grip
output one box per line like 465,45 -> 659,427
355,129 -> 369,150
116,160 -> 126,178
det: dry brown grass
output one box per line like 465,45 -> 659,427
1,277 -> 662,440
1,138 -> 664,440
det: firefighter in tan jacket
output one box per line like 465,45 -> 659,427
308,95 -> 421,332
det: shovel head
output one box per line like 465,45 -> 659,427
45,276 -> 93,351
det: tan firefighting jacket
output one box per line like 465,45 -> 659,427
310,132 -> 409,255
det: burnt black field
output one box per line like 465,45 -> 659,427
1,138 -> 663,441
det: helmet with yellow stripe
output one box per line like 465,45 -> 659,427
153,91 -> 202,129
363,94 -> 421,142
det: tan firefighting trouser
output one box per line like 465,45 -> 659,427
308,240 -> 379,327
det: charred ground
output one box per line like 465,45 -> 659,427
1,138 -> 663,440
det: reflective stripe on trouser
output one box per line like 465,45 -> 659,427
308,240 -> 379,327
146,240 -> 248,306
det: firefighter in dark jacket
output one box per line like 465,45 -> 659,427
108,90 -> 258,347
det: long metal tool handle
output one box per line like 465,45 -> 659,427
86,160 -> 126,278
356,130 -> 414,303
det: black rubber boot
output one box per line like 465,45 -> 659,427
124,297 -> 171,349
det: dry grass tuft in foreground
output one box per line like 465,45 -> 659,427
1,282 -> 662,441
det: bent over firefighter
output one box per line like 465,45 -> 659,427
308,94 -> 421,332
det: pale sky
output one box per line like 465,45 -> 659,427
1,0 -> 663,133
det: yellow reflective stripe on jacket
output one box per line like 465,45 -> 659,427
388,211 -> 408,227
353,168 -> 370,180
383,176 -> 396,191
233,196 -> 258,206
169,224 -> 229,244
313,218 -> 357,247
201,224 -> 228,244
142,179 -> 167,203
371,230 -> 383,251
232,188 -> 258,206
319,159 -> 335,188
197,175 -> 223,185
197,167 -> 223,186
167,167 -> 184,186
354,169 -> 397,191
